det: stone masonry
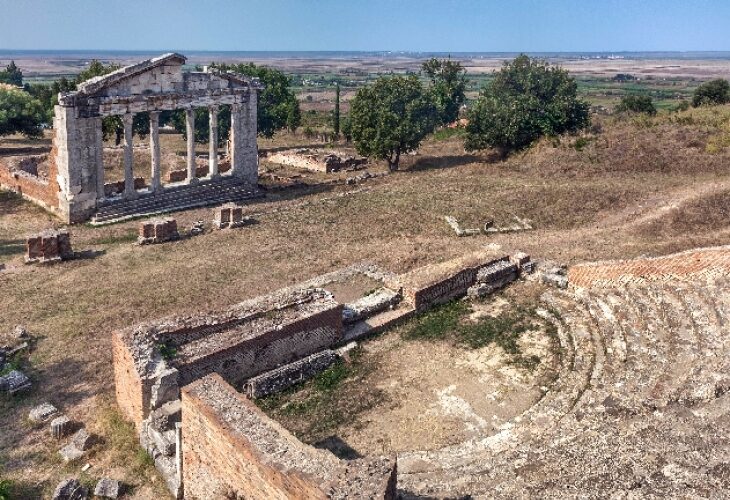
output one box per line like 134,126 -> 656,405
49,53 -> 261,223
138,218 -> 180,245
182,374 -> 397,499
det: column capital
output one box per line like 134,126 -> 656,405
208,104 -> 220,113
148,110 -> 161,118
122,112 -> 134,126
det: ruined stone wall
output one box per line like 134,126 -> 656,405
175,305 -> 343,387
112,331 -> 151,429
0,154 -> 59,211
182,374 -> 396,500
568,246 -> 730,288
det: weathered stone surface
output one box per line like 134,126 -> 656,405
94,478 -> 121,499
268,148 -> 366,173
541,264 -> 569,289
243,350 -> 338,399
29,402 -> 59,423
59,429 -> 93,462
13,324 -> 28,339
50,415 -> 72,439
0,369 -> 31,394
52,478 -> 87,500
342,287 -> 401,324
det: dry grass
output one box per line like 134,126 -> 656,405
2,105 -> 730,495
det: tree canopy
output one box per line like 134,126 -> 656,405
0,61 -> 23,86
465,55 -> 590,156
0,85 -> 45,138
211,62 -> 301,138
692,79 -> 730,107
349,75 -> 437,170
422,57 -> 467,125
616,94 -> 657,116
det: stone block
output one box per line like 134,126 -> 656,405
71,428 -> 93,451
0,369 -> 31,394
51,415 -> 72,439
94,478 -> 121,499
59,442 -> 85,462
342,287 -> 402,324
213,203 -> 247,229
52,478 -> 87,500
244,350 -> 337,399
29,402 -> 59,423
149,367 -> 179,410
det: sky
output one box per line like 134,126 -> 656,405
1,0 -> 729,53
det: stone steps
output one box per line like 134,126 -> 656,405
397,276 -> 730,498
91,178 -> 262,225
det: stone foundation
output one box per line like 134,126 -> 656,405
267,148 -> 367,173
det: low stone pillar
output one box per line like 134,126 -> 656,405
208,106 -> 219,178
123,113 -> 136,199
25,229 -> 73,264
213,203 -> 246,229
150,111 -> 162,192
185,109 -> 197,184
138,218 -> 180,245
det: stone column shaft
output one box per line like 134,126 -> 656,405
95,119 -> 105,200
185,108 -> 197,184
209,106 -> 219,178
122,113 -> 136,198
229,104 -> 242,178
149,111 -> 161,192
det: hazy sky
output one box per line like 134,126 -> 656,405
1,0 -> 729,52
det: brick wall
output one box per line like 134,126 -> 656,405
182,374 -> 396,500
175,305 -> 343,387
568,246 -> 730,289
112,331 -> 150,430
0,155 -> 59,211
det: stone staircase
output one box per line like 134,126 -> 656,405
397,275 -> 730,498
91,177 -> 262,225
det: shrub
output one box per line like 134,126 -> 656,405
0,86 -> 45,138
616,95 -> 657,116
464,55 -> 590,156
692,79 -> 730,107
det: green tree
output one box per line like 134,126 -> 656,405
616,94 -> 657,115
349,75 -> 437,171
422,57 -> 467,125
332,83 -> 341,138
465,55 -> 590,156
0,61 -> 23,86
0,86 -> 45,137
211,62 -> 301,138
692,79 -> 730,107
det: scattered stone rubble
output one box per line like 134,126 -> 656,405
445,215 -> 534,237
52,478 -> 87,500
342,287 -> 401,324
59,428 -> 93,462
25,229 -> 74,264
268,148 -> 367,173
0,369 -> 31,394
244,349 -> 337,398
138,218 -> 179,245
345,170 -> 387,185
28,402 -> 59,423
94,478 -> 121,499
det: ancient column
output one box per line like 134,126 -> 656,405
123,113 -> 136,199
229,103 -> 243,178
208,105 -> 219,178
149,111 -> 162,192
95,120 -> 105,200
185,108 -> 197,184
242,91 -> 259,184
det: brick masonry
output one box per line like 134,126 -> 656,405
182,374 -> 396,500
0,154 -> 59,213
568,245 -> 730,289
